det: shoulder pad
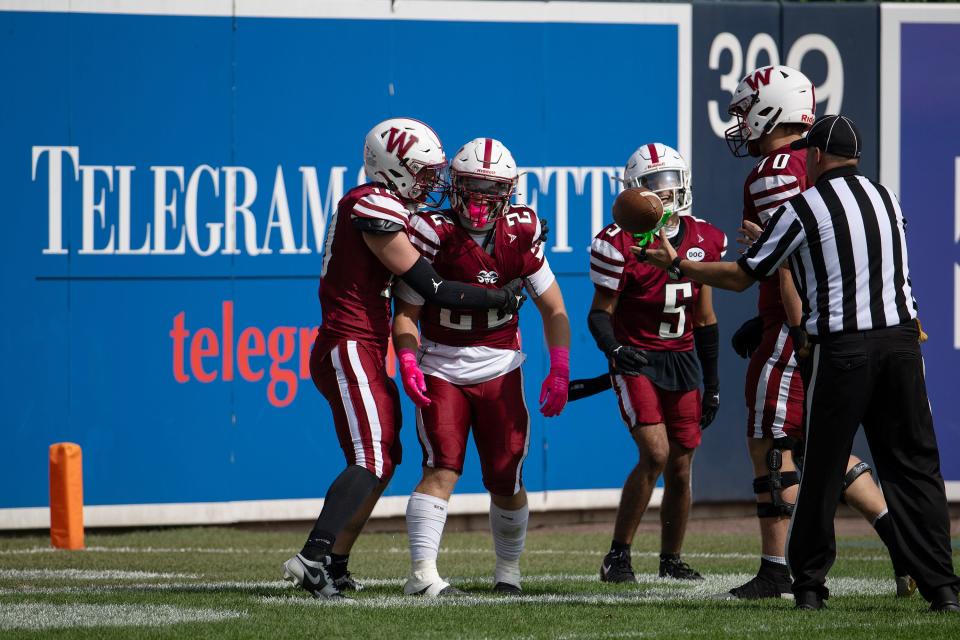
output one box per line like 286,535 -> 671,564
351,215 -> 405,234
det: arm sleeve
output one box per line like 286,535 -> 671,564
587,309 -> 619,356
400,257 -> 507,310
736,204 -> 805,280
694,323 -> 719,390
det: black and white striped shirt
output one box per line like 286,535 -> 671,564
737,166 -> 918,336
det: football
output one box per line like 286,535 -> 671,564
612,188 -> 664,234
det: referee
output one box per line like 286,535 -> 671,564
640,114 -> 959,612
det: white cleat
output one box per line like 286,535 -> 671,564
403,571 -> 465,597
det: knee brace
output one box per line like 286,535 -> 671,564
838,461 -> 872,505
754,446 -> 799,518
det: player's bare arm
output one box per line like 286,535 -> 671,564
362,230 -> 526,313
637,229 -> 754,292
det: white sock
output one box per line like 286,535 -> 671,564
762,554 -> 787,566
406,492 -> 448,580
490,501 -> 529,587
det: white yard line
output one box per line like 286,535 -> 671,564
0,569 -> 199,580
0,546 -> 899,562
0,603 -> 245,630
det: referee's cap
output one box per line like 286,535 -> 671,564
790,114 -> 862,159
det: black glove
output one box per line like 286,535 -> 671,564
731,316 -> 764,359
500,278 -> 527,314
538,216 -> 550,245
609,345 -> 648,376
789,325 -> 810,360
700,386 -> 720,430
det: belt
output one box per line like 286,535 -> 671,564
809,319 -> 917,344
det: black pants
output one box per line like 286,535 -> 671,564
788,322 -> 958,601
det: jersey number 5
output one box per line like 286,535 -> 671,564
659,282 -> 693,339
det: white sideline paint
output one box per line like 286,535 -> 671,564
0,487 -> 650,530
0,546 -> 901,562
0,603 -> 245,630
0,569 -> 198,580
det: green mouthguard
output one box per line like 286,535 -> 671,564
632,210 -> 673,246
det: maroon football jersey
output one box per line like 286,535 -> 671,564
742,144 -> 808,327
404,206 -> 548,349
314,183 -> 411,358
590,217 -> 727,352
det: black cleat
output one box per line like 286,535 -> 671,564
282,553 -> 345,599
493,581 -> 522,595
659,556 -> 704,581
333,571 -> 364,593
794,590 -> 826,610
600,549 -> 636,584
725,573 -> 792,600
929,586 -> 960,613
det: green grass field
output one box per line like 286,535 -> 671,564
1,522 -> 958,639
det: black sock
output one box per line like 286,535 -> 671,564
660,553 -> 680,562
610,540 -> 631,554
329,553 -> 349,579
873,511 -> 910,577
301,466 -> 378,561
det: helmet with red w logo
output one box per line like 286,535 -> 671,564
449,138 -> 519,231
363,117 -> 447,204
725,65 -> 815,157
622,143 -> 691,215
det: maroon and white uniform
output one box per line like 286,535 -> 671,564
590,217 -> 726,450
310,183 -> 412,479
395,206 -> 554,496
741,145 -> 808,441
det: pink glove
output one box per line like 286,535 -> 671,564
539,346 -> 570,417
398,348 -> 431,408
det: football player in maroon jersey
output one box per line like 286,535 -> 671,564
391,138 -> 570,596
711,65 -> 913,599
281,119 -> 527,599
588,143 -> 726,583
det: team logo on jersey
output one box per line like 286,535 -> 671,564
686,247 -> 706,262
476,270 -> 500,284
507,233 -> 517,243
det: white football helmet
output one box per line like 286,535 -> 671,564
622,143 -> 691,215
725,65 -> 815,157
363,117 -> 447,204
449,138 -> 519,231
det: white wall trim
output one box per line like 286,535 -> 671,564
880,3 -> 960,194
0,487 -> 655,531
0,1 -> 690,24
5,481 -> 960,530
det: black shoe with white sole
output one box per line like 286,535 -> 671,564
600,549 -> 637,584
333,571 -> 364,593
282,553 -> 344,599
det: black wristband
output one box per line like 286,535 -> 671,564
667,257 -> 684,281
400,257 -> 505,310
694,323 -> 720,390
587,309 -> 620,356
